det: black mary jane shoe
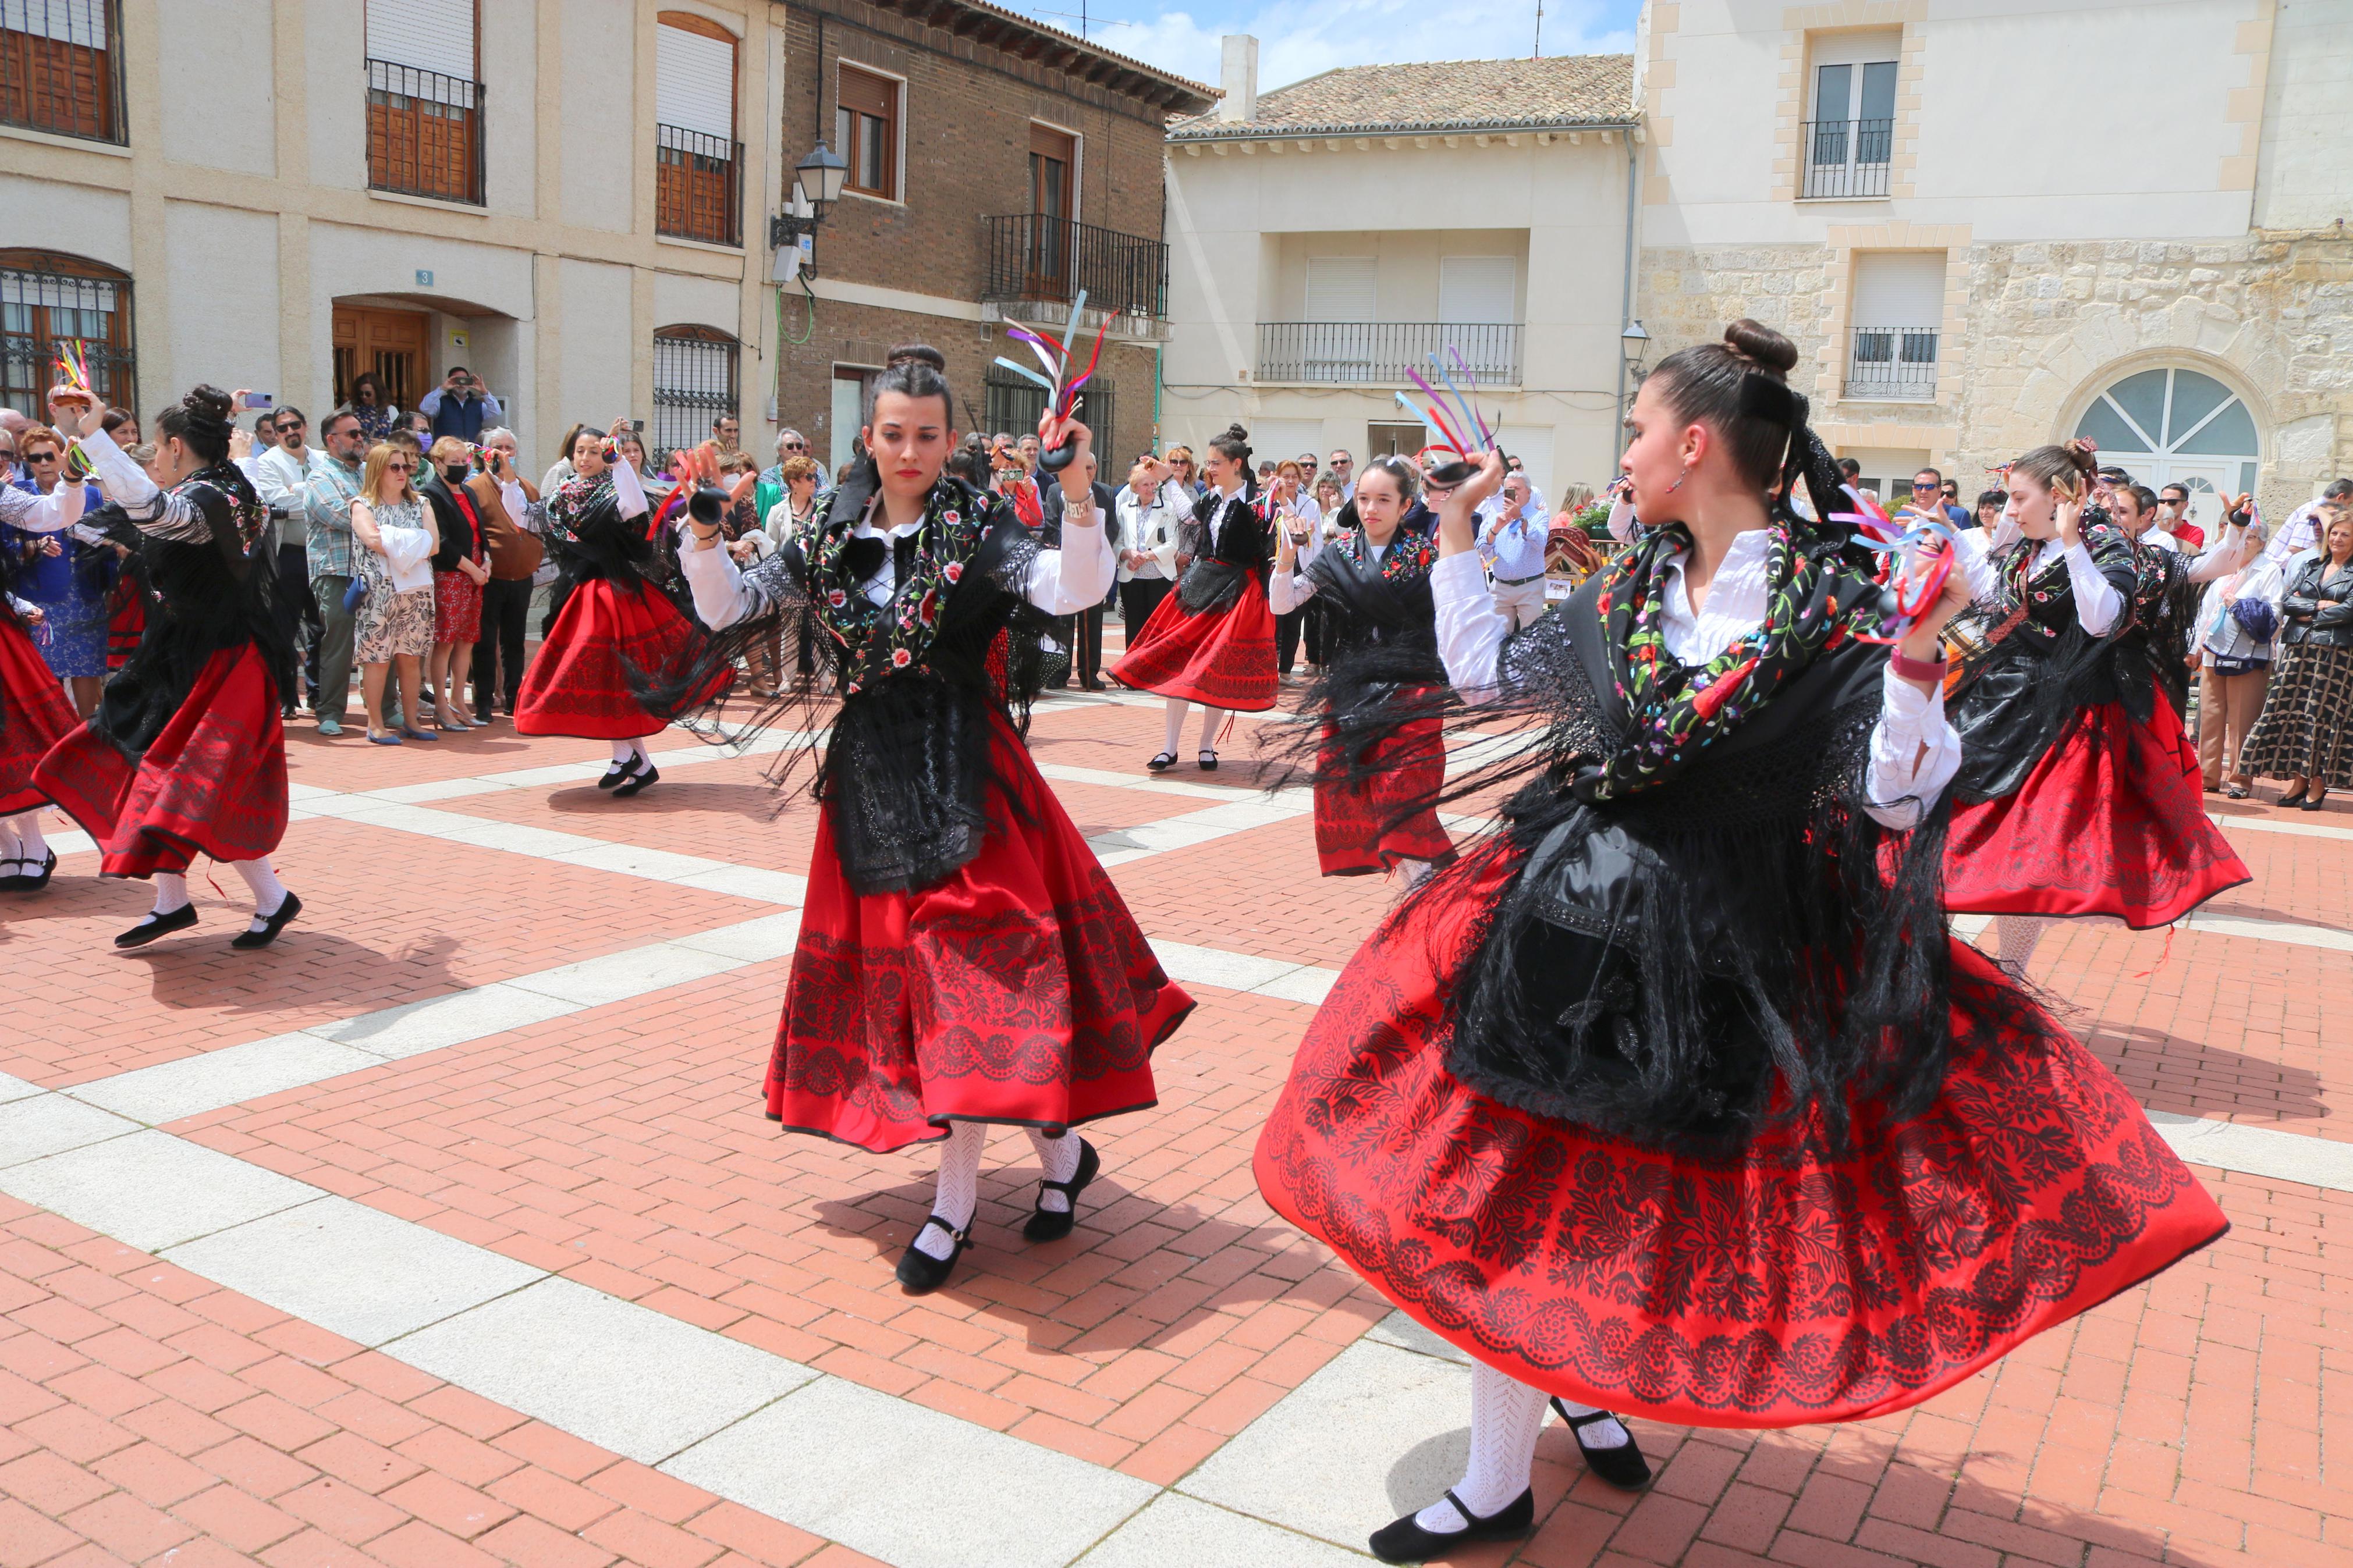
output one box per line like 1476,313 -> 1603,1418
895,1215 -> 970,1295
230,891 -> 304,950
597,760 -> 636,789
1022,1138 -> 1100,1243
1147,751 -> 1178,773
1197,749 -> 1219,772
1369,1488 -> 1534,1563
0,849 -> 56,893
612,763 -> 660,798
115,904 -> 199,949
1552,1398 -> 1653,1490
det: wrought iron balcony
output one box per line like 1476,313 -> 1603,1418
1846,326 -> 1939,401
366,59 -> 484,206
982,214 -> 1168,326
1801,118 -> 1893,199
1257,322 -> 1522,386
656,125 -> 742,247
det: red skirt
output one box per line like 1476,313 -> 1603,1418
433,568 -> 483,644
106,580 -> 144,671
1,617 -> 80,816
515,579 -> 715,739
34,643 -> 288,877
768,717 -> 1195,1153
1112,583 -> 1279,712
1946,694 -> 2248,926
1255,847 -> 2227,1428
1313,709 -> 1456,877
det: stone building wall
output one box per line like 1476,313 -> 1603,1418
1635,232 -> 2353,518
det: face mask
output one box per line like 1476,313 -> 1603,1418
444,464 -> 469,485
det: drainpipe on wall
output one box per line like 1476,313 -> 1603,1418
1613,127 -> 1639,439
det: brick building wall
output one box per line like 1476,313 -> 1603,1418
774,1 -> 1184,470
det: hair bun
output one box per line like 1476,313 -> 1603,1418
1721,319 -> 1799,378
886,343 -> 946,372
183,384 -> 235,424
2060,438 -> 2100,478
1221,424 -> 1249,443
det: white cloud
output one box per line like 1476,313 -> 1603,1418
1091,0 -> 1635,94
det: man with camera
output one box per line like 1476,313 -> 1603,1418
420,366 -> 503,445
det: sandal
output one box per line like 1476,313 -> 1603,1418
1147,751 -> 1177,772
2225,783 -> 2250,799
1022,1139 -> 1099,1242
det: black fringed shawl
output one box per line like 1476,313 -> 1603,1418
631,460 -> 1057,898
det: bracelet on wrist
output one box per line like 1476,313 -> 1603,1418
1889,647 -> 1948,681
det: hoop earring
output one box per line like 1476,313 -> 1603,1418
1666,463 -> 1690,494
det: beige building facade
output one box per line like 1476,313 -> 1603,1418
1635,0 -> 2353,525
1165,2 -> 2351,525
3,0 -> 789,467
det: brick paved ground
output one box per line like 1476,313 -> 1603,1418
4,675 -> 2347,1567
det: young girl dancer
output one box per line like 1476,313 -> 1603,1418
1110,425 -> 1277,770
0,465 -> 87,892
1266,453 -> 1453,881
1254,323 -> 2227,1562
1942,443 -> 2251,975
35,387 -> 301,947
652,351 -> 1193,1292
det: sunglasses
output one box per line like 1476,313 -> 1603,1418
782,442 -> 807,450
1911,481 -> 1938,491
388,461 -> 417,472
24,450 -> 60,462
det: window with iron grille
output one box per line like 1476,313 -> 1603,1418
656,13 -> 739,246
1,250 -> 134,420
983,365 -> 1114,479
1,0 -> 123,144
652,326 -> 738,467
364,0 -> 483,205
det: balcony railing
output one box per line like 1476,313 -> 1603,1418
1,0 -> 125,144
1801,118 -> 1893,199
656,124 -> 741,248
366,59 -> 484,206
1257,322 -> 1522,386
982,214 -> 1167,322
1846,326 -> 1939,401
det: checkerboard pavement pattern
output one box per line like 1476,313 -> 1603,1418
3,677 -> 2348,1567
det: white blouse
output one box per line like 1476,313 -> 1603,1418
682,488 -> 1113,631
1433,528 -> 1961,830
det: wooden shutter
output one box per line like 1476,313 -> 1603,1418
656,16 -> 734,139
839,64 -> 893,117
364,0 -> 475,77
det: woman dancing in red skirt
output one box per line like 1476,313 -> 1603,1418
653,349 -> 1193,1292
514,429 -> 710,796
1266,453 -> 1454,881
0,476 -> 87,893
1254,322 -> 2226,1562
1943,441 -> 2252,976
1111,424 -> 1276,770
34,386 -> 301,948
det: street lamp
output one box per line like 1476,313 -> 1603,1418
770,140 -> 850,278
1614,319 -> 1652,435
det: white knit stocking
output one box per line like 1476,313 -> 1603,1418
913,1121 -> 986,1261
1996,915 -> 2049,976
231,858 -> 288,929
1415,1363 -> 1549,1532
609,739 -> 637,766
11,813 -> 44,862
1028,1129 -> 1082,1213
1197,705 -> 1226,753
1162,698 -> 1189,755
151,872 -> 190,916
0,815 -> 22,862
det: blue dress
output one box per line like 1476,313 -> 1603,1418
5,481 -> 112,678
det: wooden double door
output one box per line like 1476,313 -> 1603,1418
332,306 -> 430,413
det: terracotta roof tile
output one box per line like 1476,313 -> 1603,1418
1169,54 -> 1635,139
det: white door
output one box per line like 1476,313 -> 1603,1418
2143,458 -> 2237,535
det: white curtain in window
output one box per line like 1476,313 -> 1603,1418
365,0 -> 476,79
0,0 -> 107,47
656,23 -> 734,140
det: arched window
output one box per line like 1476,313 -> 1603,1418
1,249 -> 134,419
651,325 -> 738,464
2072,367 -> 2262,531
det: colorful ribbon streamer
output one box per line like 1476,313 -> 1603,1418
1834,485 -> 1958,644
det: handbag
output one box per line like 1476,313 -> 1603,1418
342,575 -> 369,613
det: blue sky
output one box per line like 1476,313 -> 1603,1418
1016,0 -> 1643,94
